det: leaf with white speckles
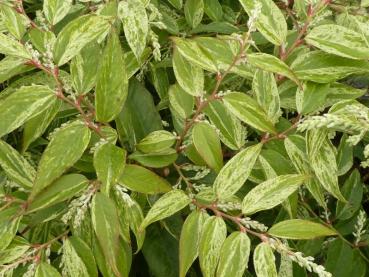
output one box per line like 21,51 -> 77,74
140,190 -> 191,230
0,85 -> 57,138
0,140 -> 36,189
95,31 -> 128,122
119,0 -> 149,59
199,216 -> 227,277
242,174 -> 307,215
53,15 -> 110,66
216,232 -> 251,277
30,121 -> 91,200
214,143 -> 262,200
254,243 -> 277,277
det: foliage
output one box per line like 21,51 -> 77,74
0,0 -> 368,276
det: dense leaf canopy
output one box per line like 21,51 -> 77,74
0,0 -> 368,276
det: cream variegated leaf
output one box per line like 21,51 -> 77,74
216,232 -> 251,277
119,0 -> 149,59
214,143 -> 262,199
242,174 -> 307,215
140,190 -> 191,230
253,69 -> 281,123
0,85 -> 57,138
179,210 -> 208,277
199,216 -> 227,277
307,130 -> 346,202
30,121 -> 91,199
0,140 -> 36,189
306,24 -> 369,60
173,48 -> 204,96
204,100 -> 247,150
239,0 -> 287,45
53,15 -> 110,66
0,33 -> 31,60
43,0 -> 72,25
223,92 -> 276,134
254,243 -> 277,277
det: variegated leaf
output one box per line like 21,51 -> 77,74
118,0 -> 148,59
214,143 -> 262,199
242,174 -> 307,215
199,216 -> 227,277
140,190 -> 191,230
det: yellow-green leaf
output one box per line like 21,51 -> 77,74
269,219 -> 337,240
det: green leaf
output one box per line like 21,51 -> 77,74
290,50 -> 369,83
53,15 -> 110,66
0,4 -> 27,40
43,0 -> 72,25
214,143 -> 262,200
95,31 -> 128,122
129,149 -> 178,168
204,0 -> 223,22
140,190 -> 190,230
192,122 -> 223,173
136,130 -> 176,153
247,53 -> 299,84
91,193 -> 121,276
239,0 -> 287,45
0,216 -> 21,251
253,70 -> 281,123
194,37 -> 254,78
35,262 -> 62,277
94,142 -> 126,196
296,82 -> 330,115
63,236 -> 98,277
305,24 -> 369,60
0,56 -> 32,84
199,216 -> 227,277
169,83 -> 194,120
325,239 -> 366,277
223,92 -> 276,133
0,33 -> 31,59
119,164 -> 171,194
119,0 -> 148,59
337,134 -> 353,176
30,121 -> 91,200
0,236 -> 30,265
114,190 -> 145,252
269,219 -> 337,239
173,48 -> 204,96
115,79 -> 163,151
184,0 -> 204,28
242,174 -> 307,215
70,42 -> 101,94
22,99 -> 62,153
336,170 -> 363,220
27,174 -> 88,213
172,37 -> 218,72
253,243 -> 277,277
284,135 -> 326,207
216,232 -> 251,277
0,85 -> 57,138
0,140 -> 36,189
168,0 -> 183,9
179,210 -> 207,277
306,129 -> 346,202
204,100 -> 246,150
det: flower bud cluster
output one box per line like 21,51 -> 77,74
61,185 -> 95,229
239,217 -> 268,232
269,238 -> 332,277
353,210 -> 367,245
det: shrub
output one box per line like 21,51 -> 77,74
0,0 -> 368,276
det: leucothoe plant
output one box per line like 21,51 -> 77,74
0,0 -> 368,276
